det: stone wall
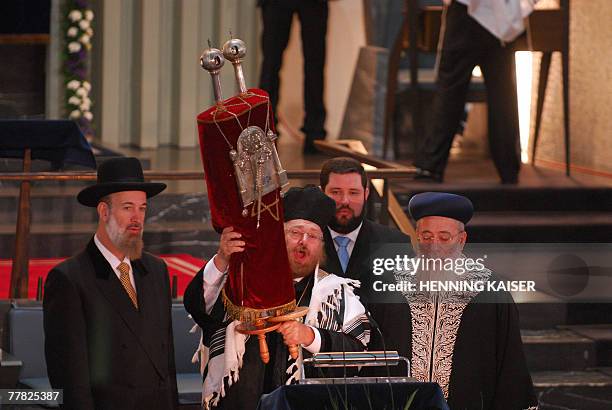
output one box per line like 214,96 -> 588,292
531,0 -> 612,173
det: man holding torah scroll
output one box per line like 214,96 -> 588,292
196,39 -> 296,354
184,187 -> 370,409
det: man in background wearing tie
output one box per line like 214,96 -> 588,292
43,157 -> 178,410
319,157 -> 412,372
319,157 -> 410,285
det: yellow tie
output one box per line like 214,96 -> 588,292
117,262 -> 138,309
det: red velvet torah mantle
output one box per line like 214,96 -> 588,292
196,89 -> 295,322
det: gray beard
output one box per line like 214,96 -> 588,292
106,216 -> 144,259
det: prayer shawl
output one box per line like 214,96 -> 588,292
192,266 -> 370,408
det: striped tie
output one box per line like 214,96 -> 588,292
117,262 -> 138,309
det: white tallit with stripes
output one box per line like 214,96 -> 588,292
191,265 -> 370,409
286,266 -> 371,384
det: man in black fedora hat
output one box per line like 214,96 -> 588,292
43,157 -> 178,410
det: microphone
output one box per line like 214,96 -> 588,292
365,308 -> 395,410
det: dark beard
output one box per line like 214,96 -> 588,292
329,211 -> 364,234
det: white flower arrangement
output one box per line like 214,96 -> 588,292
67,80 -> 81,90
80,100 -> 91,111
68,41 -> 81,53
68,10 -> 82,22
66,78 -> 94,124
65,5 -> 95,135
66,8 -> 94,54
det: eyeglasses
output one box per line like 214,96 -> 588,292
285,228 -> 324,243
418,231 -> 464,243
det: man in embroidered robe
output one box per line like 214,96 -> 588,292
378,192 -> 538,409
184,186 -> 370,409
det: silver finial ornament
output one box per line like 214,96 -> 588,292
200,47 -> 225,104
266,130 -> 289,192
222,38 -> 248,94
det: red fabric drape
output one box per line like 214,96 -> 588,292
196,90 -> 294,311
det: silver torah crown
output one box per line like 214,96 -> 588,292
222,38 -> 248,94
200,47 -> 225,104
232,126 -> 276,208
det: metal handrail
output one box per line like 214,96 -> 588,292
0,168 -> 415,181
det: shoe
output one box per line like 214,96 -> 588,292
413,168 -> 443,183
501,177 -> 518,185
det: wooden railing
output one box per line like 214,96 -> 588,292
0,168 -> 413,182
1,157 -> 415,298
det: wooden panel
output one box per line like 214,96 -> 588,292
401,6 -> 442,52
0,34 -> 49,45
515,10 -> 565,52
419,7 -> 442,52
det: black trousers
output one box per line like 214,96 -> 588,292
414,1 -> 521,183
258,0 -> 328,142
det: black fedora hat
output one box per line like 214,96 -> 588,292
77,157 -> 166,207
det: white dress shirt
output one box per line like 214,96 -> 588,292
202,256 -> 322,353
444,0 -> 536,42
94,234 -> 136,292
328,222 -> 363,260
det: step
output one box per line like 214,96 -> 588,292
518,303 -> 612,329
0,191 -> 211,224
532,369 -> 612,410
0,221 -> 219,259
560,325 -> 612,367
395,186 -> 612,213
522,329 -> 596,371
467,212 -> 612,242
518,303 -> 569,329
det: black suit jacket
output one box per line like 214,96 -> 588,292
322,219 -> 411,286
43,239 -> 178,410
322,219 -> 413,374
